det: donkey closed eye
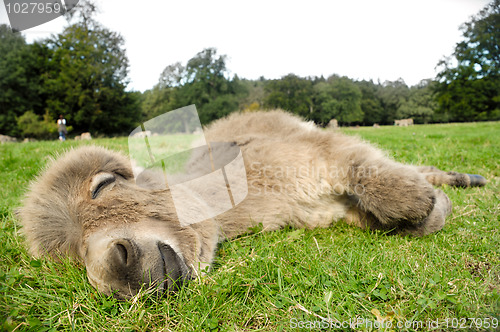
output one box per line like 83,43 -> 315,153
90,173 -> 116,199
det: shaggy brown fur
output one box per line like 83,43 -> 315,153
19,110 -> 486,298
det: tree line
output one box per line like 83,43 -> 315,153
0,0 -> 498,139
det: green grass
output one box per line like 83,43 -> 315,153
1,122 -> 499,331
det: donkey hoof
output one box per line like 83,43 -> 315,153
467,174 -> 487,187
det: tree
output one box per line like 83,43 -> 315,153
43,22 -> 140,134
17,110 -> 58,139
312,76 -> 363,125
141,85 -> 171,120
179,48 -> 240,123
0,25 -> 39,136
158,62 -> 186,88
151,48 -> 245,125
264,74 -> 314,118
238,79 -> 266,111
1,1 -> 141,137
63,0 -> 100,30
435,0 -> 500,121
356,80 -> 384,125
377,79 -> 410,124
397,79 -> 437,124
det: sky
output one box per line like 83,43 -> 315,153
0,0 -> 491,92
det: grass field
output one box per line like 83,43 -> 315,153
0,121 -> 499,331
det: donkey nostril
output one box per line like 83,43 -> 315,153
115,243 -> 129,265
108,239 -> 137,273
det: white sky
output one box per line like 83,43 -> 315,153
0,0 -> 491,92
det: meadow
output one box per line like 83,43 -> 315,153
0,121 -> 498,331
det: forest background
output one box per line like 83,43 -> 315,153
0,0 -> 498,139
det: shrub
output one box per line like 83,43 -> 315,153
17,111 -> 60,140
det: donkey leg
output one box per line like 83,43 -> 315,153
344,187 -> 451,236
346,161 -> 442,231
397,188 -> 452,236
345,164 -> 453,236
414,166 -> 487,187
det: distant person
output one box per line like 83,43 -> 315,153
57,115 -> 67,141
